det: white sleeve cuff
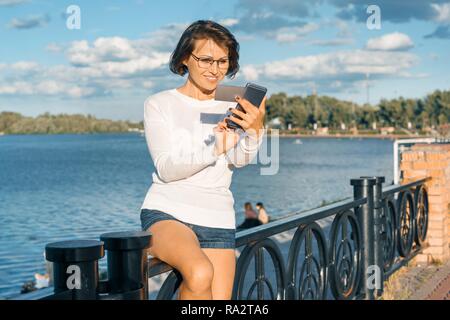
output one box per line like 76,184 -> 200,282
201,142 -> 219,164
241,128 -> 265,151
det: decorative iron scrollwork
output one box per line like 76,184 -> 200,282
396,191 -> 415,257
382,198 -> 397,272
328,210 -> 362,300
233,238 -> 286,300
286,222 -> 328,300
414,186 -> 429,246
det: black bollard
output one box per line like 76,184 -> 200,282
361,176 -> 385,297
351,177 -> 376,300
100,231 -> 151,300
45,240 -> 104,300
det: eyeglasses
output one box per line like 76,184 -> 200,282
191,53 -> 230,70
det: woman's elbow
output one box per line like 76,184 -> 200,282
155,167 -> 182,183
154,163 -> 176,183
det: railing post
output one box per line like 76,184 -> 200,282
361,176 -> 386,297
100,231 -> 151,300
351,177 -> 376,300
45,240 -> 104,300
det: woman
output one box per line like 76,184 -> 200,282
140,20 -> 266,300
244,202 -> 258,220
236,202 -> 262,230
256,202 -> 270,224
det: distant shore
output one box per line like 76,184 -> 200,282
269,133 -> 434,139
0,131 -> 434,140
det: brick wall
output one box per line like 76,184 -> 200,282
400,144 -> 450,263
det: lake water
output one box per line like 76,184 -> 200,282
0,133 -> 393,298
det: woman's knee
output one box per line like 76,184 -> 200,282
182,258 -> 214,293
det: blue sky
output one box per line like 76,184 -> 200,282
0,0 -> 449,121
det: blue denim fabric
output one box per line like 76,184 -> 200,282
140,209 -> 236,249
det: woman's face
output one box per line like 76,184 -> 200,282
183,38 -> 229,92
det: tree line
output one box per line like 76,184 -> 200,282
265,89 -> 450,132
0,112 -> 143,134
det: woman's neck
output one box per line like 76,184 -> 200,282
177,76 -> 215,101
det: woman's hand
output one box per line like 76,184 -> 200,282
213,120 -> 240,156
226,96 -> 266,139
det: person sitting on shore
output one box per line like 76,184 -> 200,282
236,202 -> 262,230
256,202 -> 270,224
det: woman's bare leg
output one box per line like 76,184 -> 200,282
201,248 -> 236,300
146,220 -> 214,300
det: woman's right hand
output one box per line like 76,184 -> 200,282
213,120 -> 240,156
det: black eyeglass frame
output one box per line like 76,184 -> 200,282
190,53 -> 230,70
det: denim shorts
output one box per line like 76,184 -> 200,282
140,209 -> 236,249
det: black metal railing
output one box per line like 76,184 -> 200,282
13,176 -> 430,300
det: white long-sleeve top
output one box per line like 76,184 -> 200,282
140,88 -> 265,229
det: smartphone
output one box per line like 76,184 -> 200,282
226,82 -> 267,130
214,85 -> 246,102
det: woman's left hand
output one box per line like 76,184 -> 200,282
226,96 -> 266,139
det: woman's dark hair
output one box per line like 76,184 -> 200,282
256,202 -> 264,208
169,20 -> 240,79
244,202 -> 252,210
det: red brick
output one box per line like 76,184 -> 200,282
428,213 -> 447,222
426,153 -> 447,161
413,161 -> 430,170
401,145 -> 450,265
423,246 -> 447,256
428,188 -> 447,198
430,206 -> 449,215
427,238 -> 448,247
400,162 -> 413,171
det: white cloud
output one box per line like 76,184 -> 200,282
67,37 -> 140,66
11,61 -> 40,71
0,20 -> 420,100
93,54 -> 170,78
309,38 -> 354,46
138,23 -> 187,51
0,79 -> 99,98
228,10 -> 321,44
242,50 -> 418,83
335,19 -> 352,38
366,32 -> 414,51
431,3 -> 450,24
429,53 -> 439,61
8,14 -> 50,29
0,81 -> 33,95
0,0 -> 28,6
63,25 -> 186,80
46,43 -> 63,53
142,81 -> 154,89
60,24 -> 188,85
66,86 -> 97,98
35,81 -> 65,95
219,18 -> 239,27
241,65 -> 260,81
0,23 -> 188,98
266,23 -> 319,43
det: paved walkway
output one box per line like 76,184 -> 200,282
407,258 -> 450,300
382,257 -> 450,300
